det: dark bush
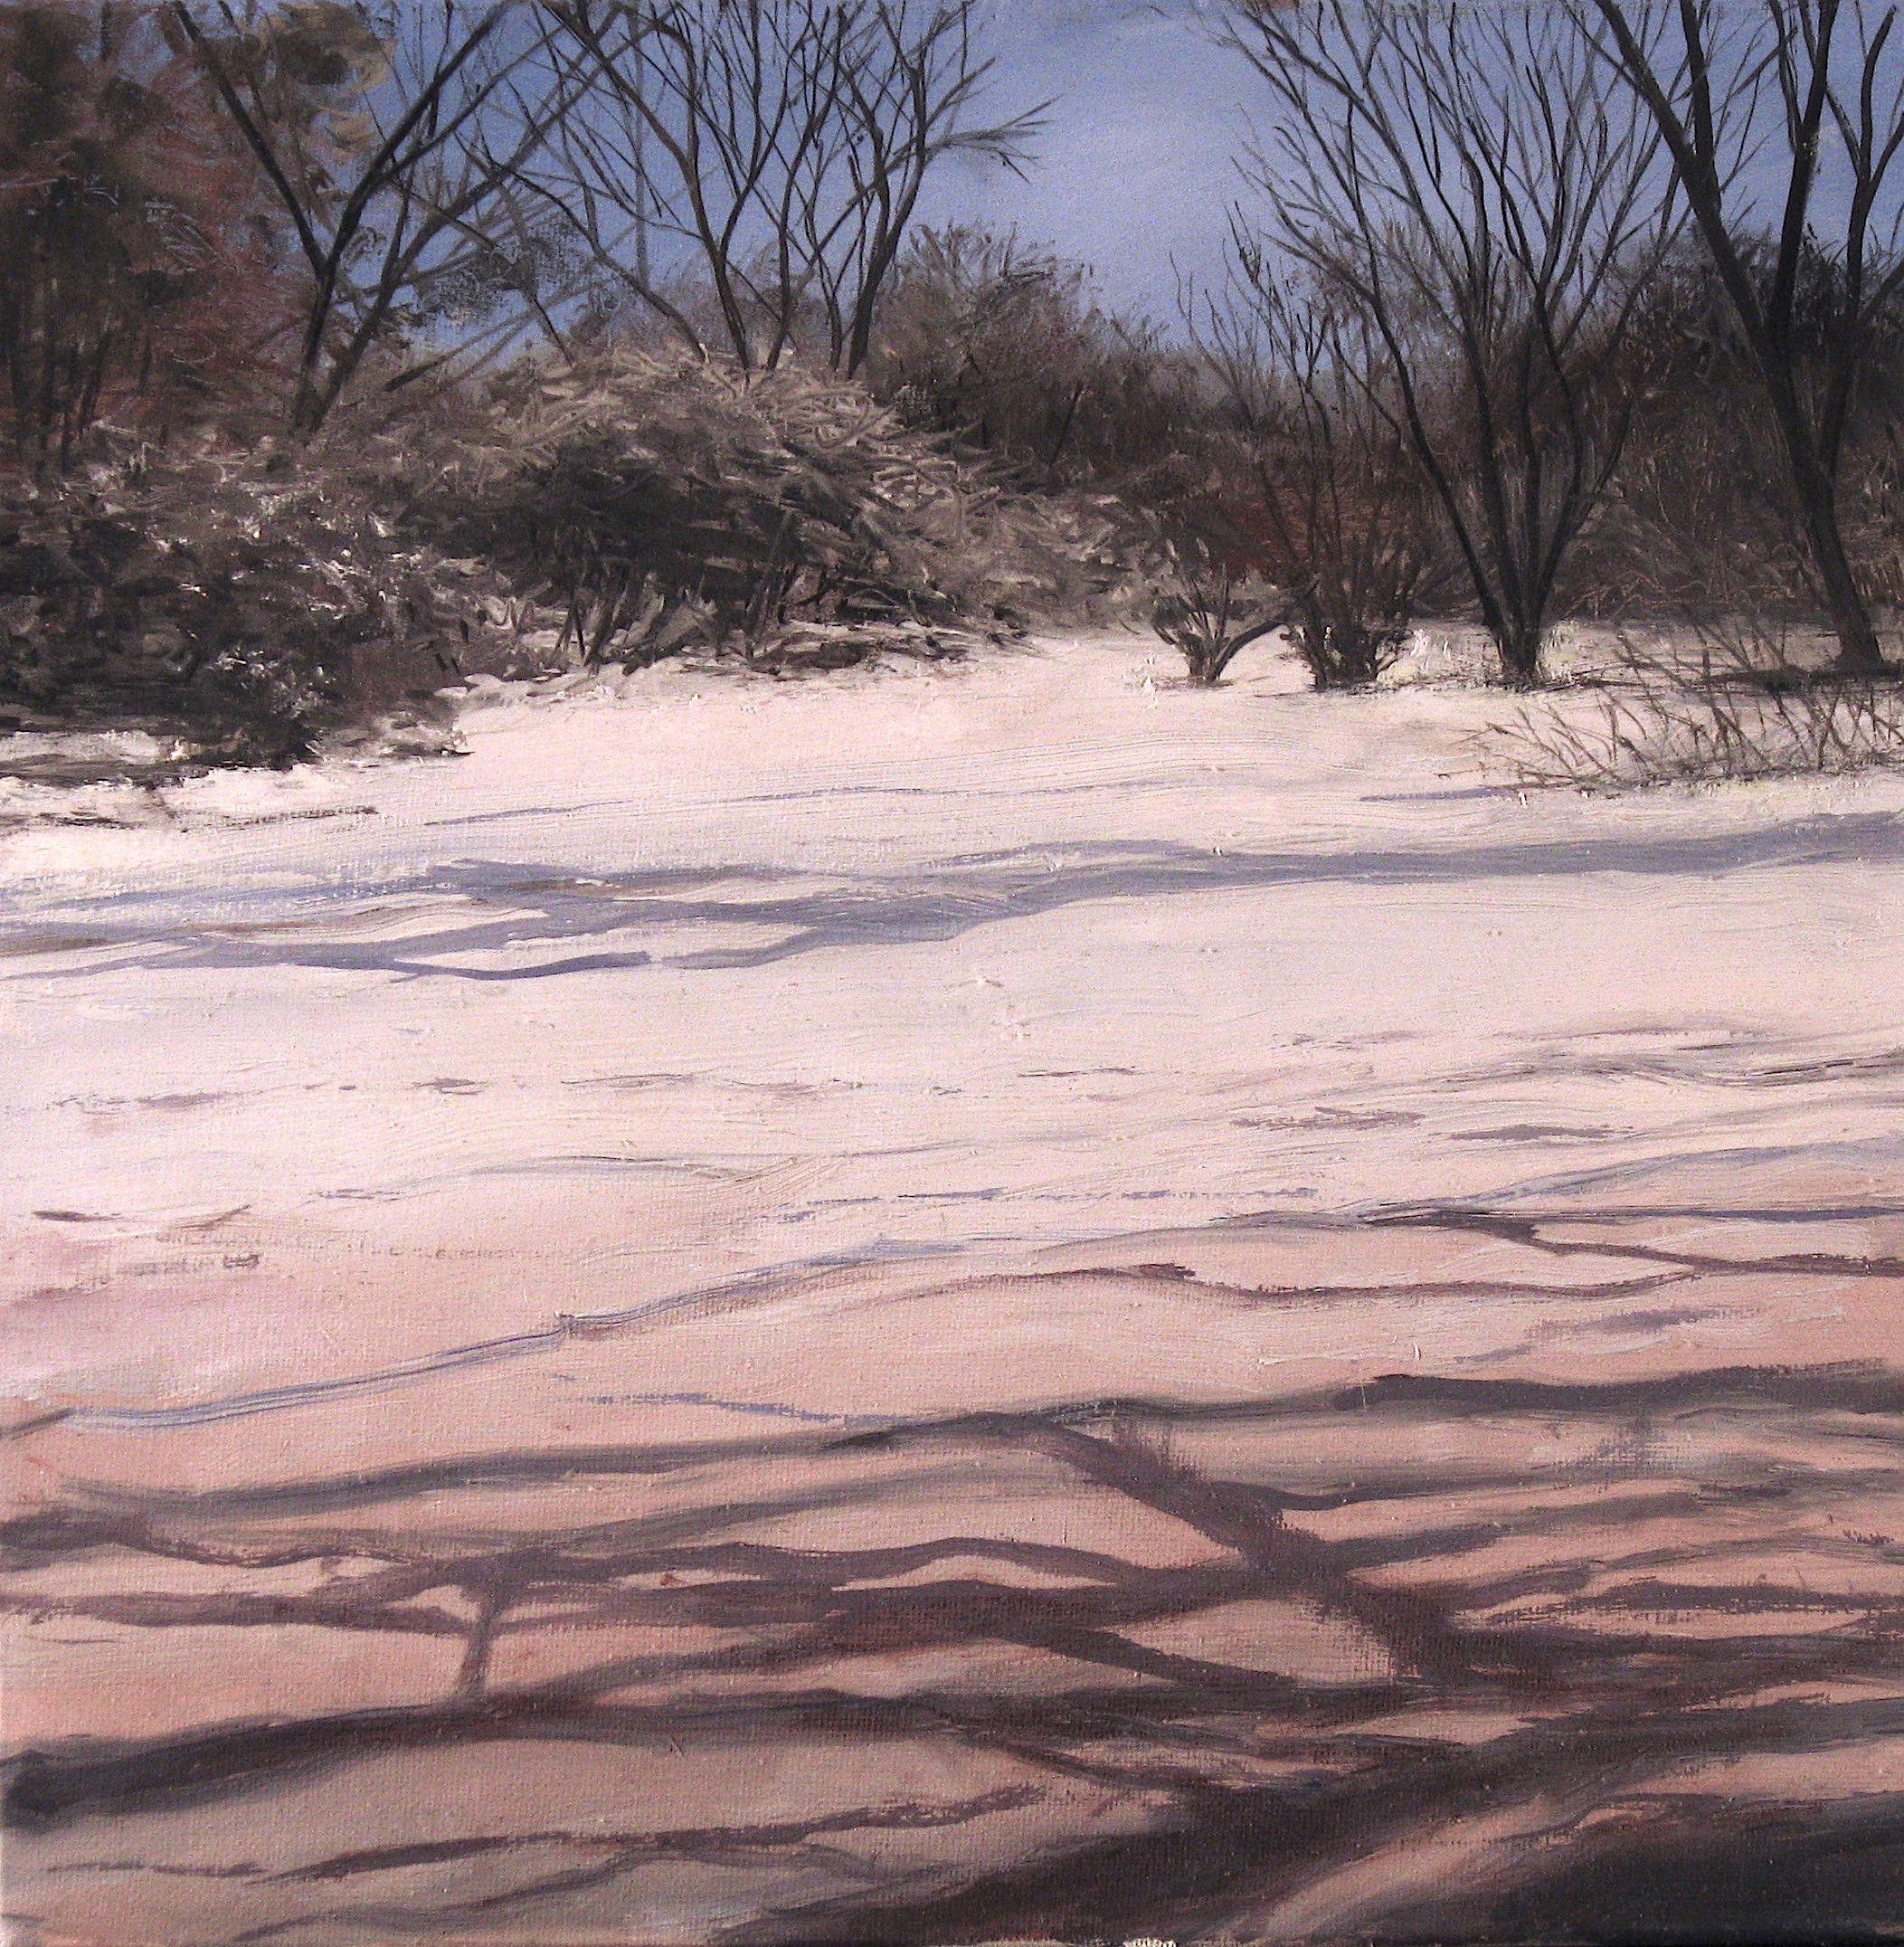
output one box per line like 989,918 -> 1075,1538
1574,238 -> 1904,632
1191,271 -> 1452,690
864,226 -> 1208,508
0,4 -> 289,469
1150,538 -> 1284,686
0,446 -> 507,764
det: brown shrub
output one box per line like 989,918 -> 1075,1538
402,343 -> 1149,666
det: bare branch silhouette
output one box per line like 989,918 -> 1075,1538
1225,0 -> 1681,685
535,0 -> 1043,371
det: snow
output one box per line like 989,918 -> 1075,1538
5,629 -> 1904,1413
9,631 -> 1904,1943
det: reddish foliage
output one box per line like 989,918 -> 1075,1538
0,2 -> 293,468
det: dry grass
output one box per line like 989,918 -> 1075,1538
1482,626 -> 1904,786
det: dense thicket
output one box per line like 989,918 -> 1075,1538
0,3 -> 287,468
401,342 -> 1141,667
0,447 -> 513,762
1580,240 -> 1904,630
864,226 -> 1206,499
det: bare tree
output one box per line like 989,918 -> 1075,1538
1224,0 -> 1678,686
170,0 -> 574,434
515,2 -> 707,352
536,0 -> 1041,373
1576,0 -> 1904,673
1195,260 -> 1449,689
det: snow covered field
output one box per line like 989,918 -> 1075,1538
7,632 -> 1904,1943
7,631 -> 1904,1404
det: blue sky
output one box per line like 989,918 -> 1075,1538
915,1 -> 1904,335
913,2 -> 1250,328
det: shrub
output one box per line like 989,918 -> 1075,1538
408,343 -> 1141,666
0,444 -> 508,764
415,347 -> 962,665
864,226 -> 1208,506
1572,238 -> 1904,633
1151,540 -> 1284,686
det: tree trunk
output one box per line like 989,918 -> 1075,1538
1758,347 -> 1888,675
1796,480 -> 1887,673
1495,624 -> 1544,689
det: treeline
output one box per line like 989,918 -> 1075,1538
5,0 -> 1904,763
1200,0 -> 1904,691
0,0 -> 1117,760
